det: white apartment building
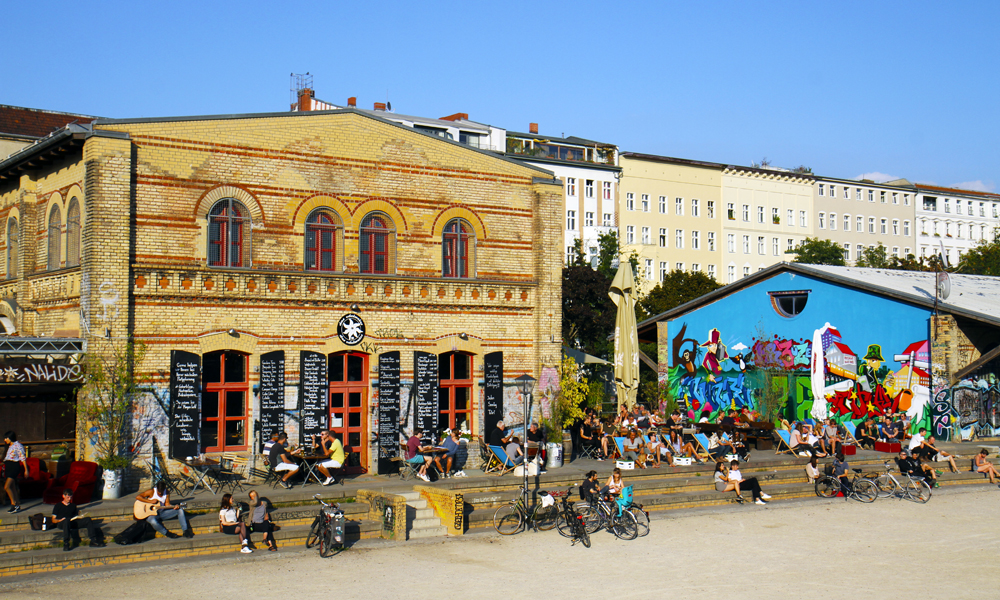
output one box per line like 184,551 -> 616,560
902,182 -> 1000,265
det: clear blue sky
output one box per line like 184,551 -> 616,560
5,1 -> 997,190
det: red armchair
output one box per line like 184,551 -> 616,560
16,457 -> 51,498
42,461 -> 100,504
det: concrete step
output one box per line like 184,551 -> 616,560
399,491 -> 421,502
408,526 -> 448,539
412,508 -> 434,519
410,517 -> 443,529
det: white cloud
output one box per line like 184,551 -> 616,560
854,172 -> 900,183
949,180 -> 995,193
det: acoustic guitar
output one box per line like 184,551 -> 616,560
134,500 -> 186,520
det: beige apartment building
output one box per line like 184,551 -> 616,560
813,176 -> 916,264
619,152 -> 724,287
722,166 -> 815,283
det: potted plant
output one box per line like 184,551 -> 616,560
77,339 -> 149,499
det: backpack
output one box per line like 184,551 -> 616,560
114,520 -> 153,546
824,463 -> 835,476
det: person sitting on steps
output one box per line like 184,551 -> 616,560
973,449 -> 1000,485
219,493 -> 252,553
52,488 -> 106,550
136,481 -> 192,539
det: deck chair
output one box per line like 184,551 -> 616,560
486,445 -> 518,476
842,422 -> 859,445
692,433 -> 715,460
774,429 -> 796,455
611,437 -> 626,461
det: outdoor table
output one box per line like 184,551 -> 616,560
180,458 -> 222,495
296,454 -> 329,485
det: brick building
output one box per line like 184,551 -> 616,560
0,108 -> 563,476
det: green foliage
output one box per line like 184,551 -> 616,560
595,230 -> 638,280
585,380 -> 605,412
958,227 -> 1000,276
557,356 -> 588,429
562,265 -> 615,359
636,270 -> 722,321
77,339 -> 148,470
786,237 -> 846,266
856,243 -> 891,268
752,324 -> 788,424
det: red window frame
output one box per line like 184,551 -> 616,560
438,352 -> 474,431
202,351 -> 249,452
208,199 -> 248,268
305,211 -> 339,271
443,219 -> 471,278
359,214 -> 389,274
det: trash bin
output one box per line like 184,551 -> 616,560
546,442 -> 562,469
102,469 -> 122,500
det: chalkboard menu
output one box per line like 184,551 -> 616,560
377,351 -> 401,475
169,350 -> 201,459
483,351 -> 503,438
299,351 -> 328,445
414,351 -> 439,433
259,351 -> 285,451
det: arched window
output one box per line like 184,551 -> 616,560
208,199 -> 251,268
6,218 -> 17,279
305,209 -> 342,272
442,218 -> 475,278
359,212 -> 394,274
47,205 -> 61,271
438,352 -> 473,431
66,198 -> 81,267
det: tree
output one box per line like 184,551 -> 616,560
958,228 -> 1000,276
786,237 -> 846,265
77,339 -> 149,471
855,243 -> 891,268
635,270 -> 722,321
595,230 -> 638,280
562,265 -> 615,359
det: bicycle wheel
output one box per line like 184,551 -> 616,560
533,504 -> 559,531
305,516 -> 322,548
875,475 -> 897,498
556,508 -> 575,538
578,504 -> 603,534
610,509 -> 639,540
815,476 -> 840,498
852,479 -> 878,503
493,504 -> 523,535
575,518 -> 591,548
629,505 -> 650,537
906,479 -> 932,503
318,524 -> 335,557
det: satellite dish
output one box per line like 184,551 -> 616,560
937,271 -> 951,300
386,101 -> 392,111
938,239 -> 950,269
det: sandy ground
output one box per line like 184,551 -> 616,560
4,485 -> 998,600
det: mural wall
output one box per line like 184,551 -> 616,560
659,272 -> 936,433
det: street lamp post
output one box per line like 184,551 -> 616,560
514,374 -> 536,494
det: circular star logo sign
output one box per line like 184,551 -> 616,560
337,314 -> 366,346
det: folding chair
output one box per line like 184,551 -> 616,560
391,456 -> 421,481
486,445 -> 518,476
692,433 -> 715,461
774,429 -> 796,455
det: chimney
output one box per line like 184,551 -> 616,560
297,88 -> 314,112
440,112 -> 469,122
347,96 -> 357,108
374,102 -> 386,111
529,122 -> 538,134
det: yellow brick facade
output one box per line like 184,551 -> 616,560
0,109 -> 564,474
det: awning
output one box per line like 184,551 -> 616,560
561,346 -> 610,365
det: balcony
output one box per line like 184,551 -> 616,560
505,139 -> 615,166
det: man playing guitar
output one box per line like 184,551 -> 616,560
135,481 -> 192,538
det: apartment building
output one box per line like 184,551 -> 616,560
813,177 -> 916,263
505,126 -> 620,266
619,152 -> 724,286
902,182 -> 1000,265
721,166 -> 815,283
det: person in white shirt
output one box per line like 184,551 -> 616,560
908,428 -> 925,452
219,493 -> 252,553
726,460 -> 771,505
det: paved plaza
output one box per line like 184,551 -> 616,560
3,484 -> 996,599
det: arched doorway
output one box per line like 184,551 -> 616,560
328,351 -> 368,472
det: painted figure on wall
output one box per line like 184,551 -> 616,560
858,344 -> 889,393
700,328 -> 728,381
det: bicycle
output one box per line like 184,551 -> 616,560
576,491 -> 639,540
493,485 -> 559,535
552,485 -> 590,548
305,494 -> 346,557
874,461 -> 932,503
814,468 -> 878,503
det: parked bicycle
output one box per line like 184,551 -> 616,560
552,485 -> 590,548
305,494 -> 346,557
493,485 -> 559,535
815,468 -> 878,503
874,461 -> 932,503
576,489 -> 639,540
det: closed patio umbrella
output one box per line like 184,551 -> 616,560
609,263 -> 639,411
